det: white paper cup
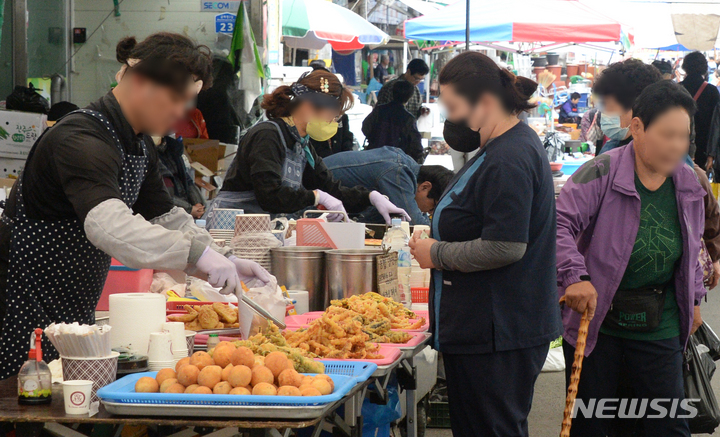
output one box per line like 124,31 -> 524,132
147,331 -> 173,362
62,380 -> 93,415
162,322 -> 187,352
288,290 -> 309,315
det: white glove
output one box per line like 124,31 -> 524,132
195,247 -> 240,294
229,256 -> 271,285
369,191 -> 411,224
315,189 -> 348,222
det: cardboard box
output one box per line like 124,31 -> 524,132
0,110 -> 47,159
184,139 -> 226,174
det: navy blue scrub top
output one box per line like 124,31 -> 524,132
430,122 -> 562,354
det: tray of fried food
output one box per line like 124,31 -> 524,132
167,303 -> 241,332
330,292 -> 428,331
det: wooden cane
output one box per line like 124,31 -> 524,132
559,296 -> 591,437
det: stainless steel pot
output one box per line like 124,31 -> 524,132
326,249 -> 384,304
271,246 -> 328,311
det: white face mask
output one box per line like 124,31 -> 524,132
600,113 -> 630,141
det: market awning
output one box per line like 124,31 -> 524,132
282,0 -> 389,50
404,0 -> 624,43
396,0 -> 442,16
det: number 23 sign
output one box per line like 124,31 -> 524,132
215,13 -> 236,34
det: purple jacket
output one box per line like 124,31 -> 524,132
556,143 -> 706,356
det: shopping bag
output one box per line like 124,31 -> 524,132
684,335 -> 720,434
695,322 -> 720,361
542,337 -> 565,372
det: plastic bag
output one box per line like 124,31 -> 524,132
542,345 -> 565,372
244,276 -> 287,323
695,323 -> 720,361
6,85 -> 50,114
684,335 -> 720,434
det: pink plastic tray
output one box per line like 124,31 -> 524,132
378,331 -> 429,349
285,310 -> 429,332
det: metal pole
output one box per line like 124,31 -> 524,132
465,0 -> 470,50
12,0 -> 27,87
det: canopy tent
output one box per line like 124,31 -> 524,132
282,0 -> 389,51
404,0 -> 625,44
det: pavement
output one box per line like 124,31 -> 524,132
425,287 -> 720,437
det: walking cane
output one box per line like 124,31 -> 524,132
559,296 -> 591,437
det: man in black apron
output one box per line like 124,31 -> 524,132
0,33 -> 269,379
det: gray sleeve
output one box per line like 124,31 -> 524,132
147,206 -> 232,262
430,238 -> 527,272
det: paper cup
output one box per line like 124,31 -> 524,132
162,322 -> 187,352
62,380 -> 93,415
147,331 -> 173,363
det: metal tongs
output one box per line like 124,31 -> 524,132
238,281 -> 286,329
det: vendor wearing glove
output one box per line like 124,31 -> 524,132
0,33 -> 269,380
206,69 -> 409,224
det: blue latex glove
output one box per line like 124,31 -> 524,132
316,189 -> 348,222
195,247 -> 240,294
228,256 -> 271,285
369,190 -> 411,224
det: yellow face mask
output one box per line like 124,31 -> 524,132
306,119 -> 338,141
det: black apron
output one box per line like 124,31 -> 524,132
0,109 -> 148,379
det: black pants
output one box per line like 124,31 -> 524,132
443,343 -> 548,437
563,333 -> 689,437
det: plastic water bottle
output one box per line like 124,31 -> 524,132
383,218 -> 412,307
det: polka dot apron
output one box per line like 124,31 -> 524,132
0,109 -> 147,379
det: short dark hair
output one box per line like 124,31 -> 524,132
48,101 -> 79,121
418,165 -> 454,201
632,81 -> 696,130
500,52 -> 508,61
116,32 -> 213,94
651,59 -> 673,76
439,51 -> 538,114
407,59 -> 429,76
392,80 -> 415,103
309,60 -> 328,71
592,59 -> 662,110
571,92 -> 581,100
683,51 -> 708,77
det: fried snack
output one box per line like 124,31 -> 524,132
282,308 -> 384,359
185,319 -> 202,331
184,305 -> 199,315
167,313 -> 198,323
214,321 -> 225,329
330,292 -> 425,331
213,302 -> 238,324
198,305 -> 220,329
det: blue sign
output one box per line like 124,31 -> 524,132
215,13 -> 236,34
202,1 -> 240,12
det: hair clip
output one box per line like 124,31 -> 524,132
320,77 -> 330,94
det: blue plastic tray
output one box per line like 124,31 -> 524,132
98,360 -> 377,408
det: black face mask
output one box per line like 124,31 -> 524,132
443,119 -> 480,153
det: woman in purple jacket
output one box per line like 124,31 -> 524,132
556,81 -> 705,436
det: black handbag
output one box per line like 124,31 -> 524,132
695,322 -> 720,362
685,335 -> 720,434
5,85 -> 49,114
603,285 -> 668,332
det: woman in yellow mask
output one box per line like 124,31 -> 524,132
208,69 -> 409,223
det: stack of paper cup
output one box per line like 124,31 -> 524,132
147,331 -> 174,371
163,322 -> 188,364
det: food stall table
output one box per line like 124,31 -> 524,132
0,375 -> 370,437
396,334 -> 434,437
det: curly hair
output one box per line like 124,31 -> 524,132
682,51 -> 708,77
593,59 -> 662,110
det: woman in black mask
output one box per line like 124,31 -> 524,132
409,52 -> 561,437
443,119 -> 481,171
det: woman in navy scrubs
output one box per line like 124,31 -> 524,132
409,52 -> 561,437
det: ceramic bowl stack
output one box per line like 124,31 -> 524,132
231,232 -> 281,273
147,331 -> 174,371
162,322 -> 188,365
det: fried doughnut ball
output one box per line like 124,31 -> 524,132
277,386 -> 302,396
253,356 -> 265,368
265,352 -> 291,378
229,386 -> 251,395
231,346 -> 255,368
277,369 -> 303,388
252,382 -> 277,396
311,379 -> 333,395
189,351 -> 214,370
194,386 -> 213,395
215,341 -> 236,351
213,381 -> 233,394
135,377 -> 159,393
175,357 -> 190,373
221,364 -> 234,381
184,384 -> 199,394
314,374 -> 335,392
177,364 -> 200,386
301,387 -> 322,397
212,347 -> 234,368
166,383 -> 185,394
160,378 -> 179,393
229,365 -> 252,388
251,365 -> 274,386
198,365 -> 223,389
155,368 -> 177,386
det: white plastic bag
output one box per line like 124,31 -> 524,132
542,345 -> 566,372
244,275 -> 287,323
